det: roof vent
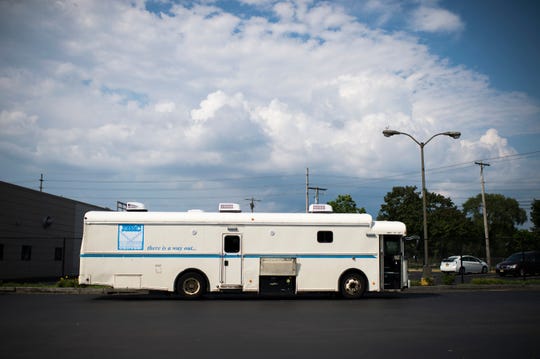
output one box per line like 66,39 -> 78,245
309,204 -> 333,213
219,203 -> 241,213
126,202 -> 147,212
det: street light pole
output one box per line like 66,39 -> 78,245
420,142 -> 429,277
383,129 -> 461,280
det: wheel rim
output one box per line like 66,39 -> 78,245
344,277 -> 361,296
182,277 -> 201,295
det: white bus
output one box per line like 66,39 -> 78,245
79,203 -> 408,298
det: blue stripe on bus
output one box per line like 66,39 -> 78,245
80,253 -> 376,259
245,254 -> 376,259
80,253 -> 222,258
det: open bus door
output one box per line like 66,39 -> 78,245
382,235 -> 407,290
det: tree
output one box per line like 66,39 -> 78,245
462,193 -> 527,257
426,194 -> 470,259
377,186 -> 469,262
378,186 -> 422,236
506,229 -> 540,253
327,194 -> 366,213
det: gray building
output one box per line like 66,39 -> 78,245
0,181 -> 108,280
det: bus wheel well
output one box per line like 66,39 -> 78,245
339,269 -> 367,299
174,269 -> 209,298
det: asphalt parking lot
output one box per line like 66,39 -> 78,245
1,289 -> 539,359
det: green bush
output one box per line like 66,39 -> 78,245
56,276 -> 79,288
441,272 -> 455,285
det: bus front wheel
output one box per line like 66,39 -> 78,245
340,272 -> 366,299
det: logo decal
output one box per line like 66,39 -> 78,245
118,224 -> 144,250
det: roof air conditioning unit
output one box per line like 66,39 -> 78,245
309,204 -> 333,213
219,203 -> 241,213
126,202 -> 148,212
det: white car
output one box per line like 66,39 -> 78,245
440,255 -> 488,274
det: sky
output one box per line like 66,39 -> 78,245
1,0 -> 539,225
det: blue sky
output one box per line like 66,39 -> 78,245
0,0 -> 539,225
440,0 -> 539,98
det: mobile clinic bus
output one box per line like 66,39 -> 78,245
79,202 -> 408,298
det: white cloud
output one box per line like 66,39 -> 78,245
0,110 -> 38,136
410,5 -> 464,34
191,91 -> 246,122
155,101 -> 176,113
0,0 -> 537,213
460,128 -> 517,161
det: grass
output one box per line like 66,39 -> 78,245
470,278 -> 540,285
0,281 -> 53,287
0,276 -> 107,288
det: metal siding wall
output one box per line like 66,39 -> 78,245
0,181 -> 107,280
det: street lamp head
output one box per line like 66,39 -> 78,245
445,131 -> 461,139
383,129 -> 401,137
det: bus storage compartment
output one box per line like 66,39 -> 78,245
259,276 -> 296,295
259,257 -> 297,295
260,257 -> 297,276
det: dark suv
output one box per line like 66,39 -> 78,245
496,251 -> 540,277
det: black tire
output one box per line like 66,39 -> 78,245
481,266 -> 488,274
459,267 -> 465,275
176,272 -> 206,299
340,272 -> 366,299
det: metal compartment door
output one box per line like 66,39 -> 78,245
221,234 -> 242,287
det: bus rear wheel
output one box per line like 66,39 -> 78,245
340,272 -> 366,299
176,272 -> 206,299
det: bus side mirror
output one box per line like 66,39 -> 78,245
404,235 -> 420,241
404,235 -> 420,249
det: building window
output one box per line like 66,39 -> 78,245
317,231 -> 333,243
21,245 -> 32,261
54,247 -> 63,261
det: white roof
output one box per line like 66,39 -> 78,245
84,210 -> 374,226
370,221 -> 406,235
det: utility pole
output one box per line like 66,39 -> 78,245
306,168 -> 327,208
306,168 -> 309,213
245,197 -> 261,213
39,173 -> 44,192
475,161 -> 491,269
308,186 -> 327,204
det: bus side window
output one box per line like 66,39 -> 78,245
224,235 -> 240,253
317,231 -> 333,243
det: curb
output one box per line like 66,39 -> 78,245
0,286 -> 148,295
1,285 -> 539,295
